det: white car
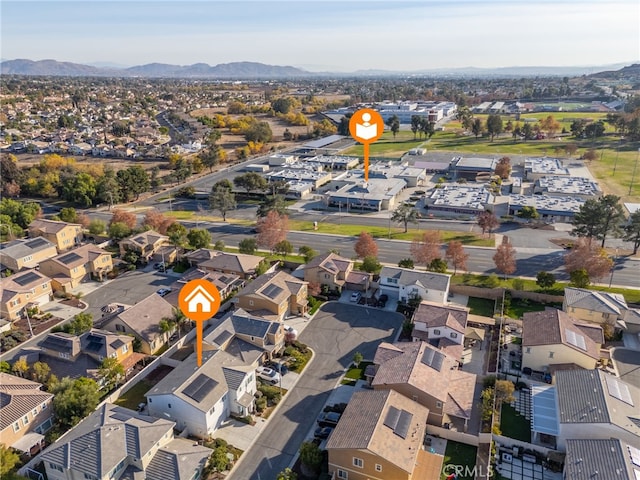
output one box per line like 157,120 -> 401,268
283,324 -> 298,340
350,292 -> 362,302
256,366 -> 281,385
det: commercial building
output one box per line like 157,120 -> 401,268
324,176 -> 407,212
425,185 -> 495,217
451,156 -> 497,180
524,157 -> 569,180
534,176 -> 601,199
508,194 -> 585,222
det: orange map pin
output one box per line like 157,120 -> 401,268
178,279 -> 221,366
349,108 -> 384,182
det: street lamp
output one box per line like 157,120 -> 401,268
612,139 -> 622,176
630,148 -> 640,196
609,248 -> 619,288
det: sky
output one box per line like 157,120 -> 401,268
1,0 -> 639,72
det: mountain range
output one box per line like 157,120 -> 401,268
0,58 -> 636,78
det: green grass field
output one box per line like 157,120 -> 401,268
500,404 -> 531,442
341,130 -> 428,158
114,380 -> 152,410
441,441 -> 477,480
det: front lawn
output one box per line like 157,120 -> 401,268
341,361 -> 373,385
467,297 -> 495,317
500,404 -> 531,442
441,441 -> 477,480
114,380 -> 152,410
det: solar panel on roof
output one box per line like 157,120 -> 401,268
27,238 -> 49,249
629,445 -> 640,468
262,284 -> 284,299
214,330 -> 233,346
394,410 -> 413,439
421,347 -> 444,371
182,374 -> 218,403
383,406 -> 401,430
605,375 -> 634,406
565,329 -> 587,351
13,271 -> 41,286
58,252 -> 82,265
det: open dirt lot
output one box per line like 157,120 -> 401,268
12,152 -> 169,172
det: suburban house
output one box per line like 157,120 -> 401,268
563,287 -> 628,327
164,269 -> 243,307
119,230 -> 174,264
326,389 -> 443,480
378,266 -> 450,305
40,403 -> 211,480
522,309 -> 604,374
38,244 -> 113,291
369,341 -> 476,432
196,251 -> 265,280
202,308 -> 286,364
302,252 -> 371,293
146,348 -> 257,439
99,294 -> 175,354
411,301 -> 468,360
235,270 -> 308,321
0,269 -> 53,321
554,369 -> 640,450
28,219 -> 83,252
622,308 -> 640,334
0,237 -> 58,272
0,373 -> 54,456
563,439 -> 640,480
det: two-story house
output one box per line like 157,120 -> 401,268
378,266 -> 450,305
0,237 -> 58,272
235,271 -> 308,321
326,389 -> 443,480
411,301 -> 468,360
369,341 -> 476,432
163,269 -> 243,307
563,439 -> 640,480
119,230 -> 174,264
302,251 -> 371,293
39,244 -> 113,291
522,309 -> 604,374
41,403 -> 211,480
0,373 -> 54,456
28,219 -> 83,252
146,349 -> 257,439
196,250 -> 265,280
0,269 -> 53,321
100,294 -> 175,355
563,287 -> 628,328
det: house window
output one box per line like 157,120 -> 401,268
249,300 -> 254,306
33,407 -> 39,416
353,457 -> 363,468
412,395 -> 418,402
13,422 -> 20,432
122,344 -> 129,354
436,401 -> 443,408
168,403 -> 171,409
49,463 -> 64,472
525,347 -> 531,354
387,277 -> 398,284
24,255 -> 33,262
42,402 -> 48,410
433,329 -> 441,335
115,324 -> 125,332
23,415 -> 29,426
450,332 -> 458,338
148,398 -> 152,403
11,299 -> 19,307
549,351 -> 554,359
337,470 -> 348,479
375,464 -> 382,472
42,283 -> 48,289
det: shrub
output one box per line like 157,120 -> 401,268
512,278 -> 525,291
484,274 -> 500,288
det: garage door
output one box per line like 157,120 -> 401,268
31,294 -> 50,307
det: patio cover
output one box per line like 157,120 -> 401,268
12,432 -> 44,454
465,326 -> 485,341
531,384 -> 559,436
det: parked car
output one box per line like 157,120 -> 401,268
256,366 -> 281,385
522,367 -> 532,376
283,324 -> 298,340
317,411 -> 341,427
266,361 -> 289,375
350,292 -> 361,302
156,288 -> 172,297
153,262 -> 167,271
314,426 -> 334,439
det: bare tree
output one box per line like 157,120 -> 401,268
493,236 -> 517,279
445,240 -> 469,275
354,232 -> 378,259
410,231 -> 441,269
256,211 -> 289,252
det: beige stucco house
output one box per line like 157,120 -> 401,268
39,244 -> 113,292
0,269 -> 52,321
28,219 -> 83,252
0,237 -> 58,272
235,271 -> 308,321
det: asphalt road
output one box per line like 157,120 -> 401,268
228,302 -> 404,480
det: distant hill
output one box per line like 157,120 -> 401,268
589,63 -> 640,81
0,59 -> 311,78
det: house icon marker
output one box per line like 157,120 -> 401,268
184,285 -> 216,313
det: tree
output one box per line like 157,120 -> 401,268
398,258 -> 414,269
410,231 -> 441,268
64,312 -> 93,335
299,441 -> 322,476
98,356 -> 125,391
30,361 -> 52,385
494,156 -> 511,179
167,222 -> 188,247
0,361 -> 11,373
420,118 -> 435,139
0,198 -> 41,228
494,380 -> 515,407
244,121 -> 273,143
209,186 -> 237,221
486,114 -> 503,141
445,240 -> 469,275
257,195 -> 287,217
428,257 -> 448,273
59,172 -> 97,207
12,359 -> 28,377
471,118 -> 483,139
564,238 -> 613,282
361,255 -> 382,273
583,149 -> 598,161
0,445 -> 20,477
386,114 -> 400,138
353,351 -> 363,367
276,468 -> 298,480
256,211 -> 289,252
354,231 -> 378,259
493,236 -> 517,279
623,210 -> 640,254
584,121 -> 606,139
200,146 -> 224,172
109,209 -> 137,229
59,207 -> 78,223
410,115 -> 421,139
274,239 -> 293,257
108,222 -> 131,240
298,245 -> 316,263
238,238 -> 258,254
539,115 -> 561,137
234,172 -> 267,194
536,271 -> 556,290
572,195 -> 625,247
51,377 -> 100,429
477,211 -> 499,236
187,229 -> 211,249
521,122 -> 534,140
517,206 -> 539,220
391,204 -> 419,233
271,97 -> 295,114
143,209 -> 174,234
570,269 -> 591,288
116,166 -> 150,201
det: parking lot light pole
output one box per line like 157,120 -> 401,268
629,148 -> 640,195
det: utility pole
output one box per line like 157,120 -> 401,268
630,148 -> 640,196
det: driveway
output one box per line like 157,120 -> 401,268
227,302 -> 404,480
